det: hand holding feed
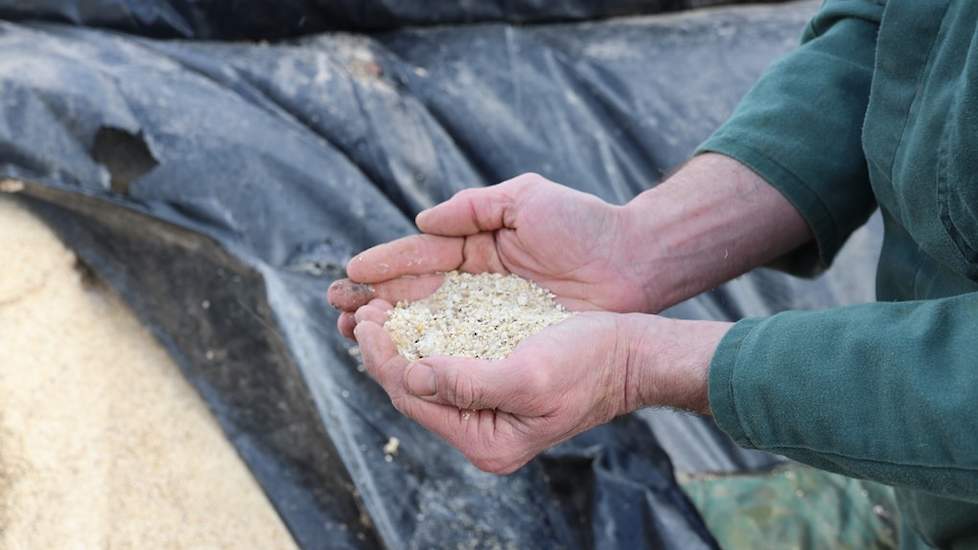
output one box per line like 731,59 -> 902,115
352,296 -> 728,473
328,172 -> 664,338
329,155 -> 813,340
328,156 -> 806,473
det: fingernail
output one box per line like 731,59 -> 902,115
415,209 -> 431,226
405,363 -> 436,396
351,282 -> 374,294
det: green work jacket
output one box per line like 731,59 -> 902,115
698,1 -> 978,548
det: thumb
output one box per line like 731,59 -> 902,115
403,355 -> 529,411
416,175 -> 532,236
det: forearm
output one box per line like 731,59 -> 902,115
620,153 -> 812,311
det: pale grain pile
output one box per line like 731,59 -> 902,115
0,195 -> 296,549
385,271 -> 571,361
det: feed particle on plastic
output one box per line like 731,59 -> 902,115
384,271 -> 571,361
0,179 -> 24,193
383,437 -> 400,462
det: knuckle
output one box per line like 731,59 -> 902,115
353,305 -> 368,324
517,172 -> 551,188
455,187 -> 480,202
446,369 -> 481,409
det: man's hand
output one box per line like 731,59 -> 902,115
352,298 -> 730,474
329,155 -> 813,340
329,154 -> 808,472
329,173 -> 657,338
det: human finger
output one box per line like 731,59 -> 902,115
353,320 -> 407,390
402,354 -> 540,412
415,174 -> 536,236
354,299 -> 393,325
327,279 -> 375,311
337,312 -> 357,340
330,274 -> 447,312
346,234 -> 463,284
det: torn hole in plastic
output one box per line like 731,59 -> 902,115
91,127 -> 159,195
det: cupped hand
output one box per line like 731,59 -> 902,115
329,173 -> 656,338
351,299 -> 634,474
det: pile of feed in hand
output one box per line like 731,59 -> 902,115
384,271 -> 572,361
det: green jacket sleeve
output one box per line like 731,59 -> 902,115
697,0 -> 884,276
709,291 -> 978,503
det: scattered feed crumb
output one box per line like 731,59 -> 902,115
0,179 -> 24,193
384,271 -> 571,361
383,437 -> 400,458
347,345 -> 365,371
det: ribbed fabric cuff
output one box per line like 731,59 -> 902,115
707,317 -> 765,449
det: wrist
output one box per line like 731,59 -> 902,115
619,166 -> 722,312
618,193 -> 687,312
619,313 -> 731,415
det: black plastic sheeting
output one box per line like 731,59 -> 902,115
0,1 -> 885,547
0,0 -> 780,39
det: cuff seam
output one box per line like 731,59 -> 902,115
732,318 -> 766,449
709,317 -> 765,449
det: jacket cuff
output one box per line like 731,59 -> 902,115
707,316 -> 765,448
